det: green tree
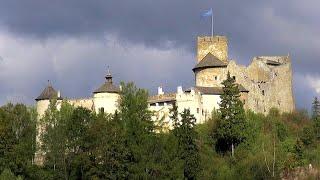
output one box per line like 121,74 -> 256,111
312,97 -> 320,139
40,100 -> 72,179
172,108 -> 200,179
300,126 -> 315,146
312,97 -> 320,119
118,82 -> 156,178
214,72 -> 247,156
0,104 -> 37,177
86,112 -> 129,179
0,168 -> 22,180
65,107 -> 92,179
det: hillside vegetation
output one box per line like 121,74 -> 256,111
0,80 -> 320,179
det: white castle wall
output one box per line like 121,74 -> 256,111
93,92 -> 120,114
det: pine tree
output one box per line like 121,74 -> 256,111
312,97 -> 320,139
172,108 -> 200,179
214,71 -> 247,156
312,97 -> 320,119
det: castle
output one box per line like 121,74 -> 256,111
35,35 -> 295,131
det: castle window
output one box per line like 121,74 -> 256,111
99,107 -> 104,114
232,76 -> 236,80
214,76 -> 217,80
197,108 -> 199,113
158,102 -> 164,106
243,100 -> 246,104
262,90 -> 265,96
150,103 -> 156,106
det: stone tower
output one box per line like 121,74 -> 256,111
92,69 -> 120,114
197,36 -> 228,63
34,83 -> 62,165
194,36 -> 229,87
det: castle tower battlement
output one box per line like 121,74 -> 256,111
197,36 -> 228,62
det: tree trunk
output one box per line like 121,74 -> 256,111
231,143 -> 234,157
272,137 -> 276,177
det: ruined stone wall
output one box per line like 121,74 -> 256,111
197,36 -> 228,62
195,35 -> 295,114
227,56 -> 295,114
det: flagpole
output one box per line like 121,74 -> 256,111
211,8 -> 214,36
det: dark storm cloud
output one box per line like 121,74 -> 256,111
0,0 -> 319,109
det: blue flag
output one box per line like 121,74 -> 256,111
201,8 -> 213,17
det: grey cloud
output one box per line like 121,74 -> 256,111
0,0 -> 319,109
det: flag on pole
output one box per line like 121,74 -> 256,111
201,8 -> 213,17
201,8 -> 214,36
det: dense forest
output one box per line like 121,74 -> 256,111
0,74 -> 320,179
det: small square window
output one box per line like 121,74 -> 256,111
214,76 -> 217,80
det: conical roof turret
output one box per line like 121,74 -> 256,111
35,81 -> 62,101
93,68 -> 120,94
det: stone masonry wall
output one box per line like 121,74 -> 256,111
196,36 -> 295,114
195,67 -> 226,87
197,36 -> 228,62
227,56 -> 295,114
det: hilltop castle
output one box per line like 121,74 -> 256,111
35,35 -> 295,129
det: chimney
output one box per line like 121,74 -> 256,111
158,86 -> 164,95
177,86 -> 183,94
190,88 -> 195,95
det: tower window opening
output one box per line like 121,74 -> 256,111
214,76 -> 217,80
99,107 -> 104,113
232,76 -> 236,80
197,108 -> 199,114
262,90 -> 265,96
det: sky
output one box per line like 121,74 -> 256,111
0,0 -> 319,110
